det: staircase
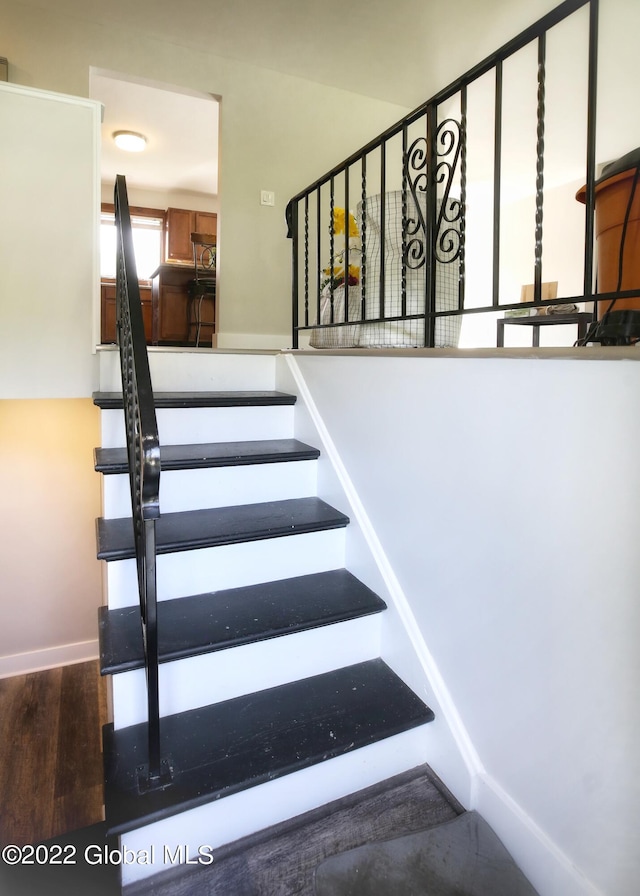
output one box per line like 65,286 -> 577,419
93,349 -> 435,888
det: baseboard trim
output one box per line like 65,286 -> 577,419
0,639 -> 99,678
216,332 -> 291,351
474,772 -> 603,896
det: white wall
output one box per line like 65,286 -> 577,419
0,84 -> 103,673
0,83 -> 101,396
460,177 -> 591,348
288,349 -> 640,896
0,398 -> 102,676
100,183 -> 220,216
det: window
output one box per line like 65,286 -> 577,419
100,206 -> 165,280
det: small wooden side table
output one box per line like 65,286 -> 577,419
497,312 -> 593,347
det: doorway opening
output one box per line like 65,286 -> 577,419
90,69 -> 220,347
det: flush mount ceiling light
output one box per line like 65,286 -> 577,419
113,130 -> 147,152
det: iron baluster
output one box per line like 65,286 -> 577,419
304,195 -> 309,328
459,85 -> 468,312
316,188 -> 322,328
360,155 -> 367,320
329,179 -> 335,323
344,170 -> 350,324
425,104 -> 437,348
492,60 -> 503,309
583,0 -> 599,309
402,125 -> 408,318
534,33 -> 547,303
379,141 -> 386,320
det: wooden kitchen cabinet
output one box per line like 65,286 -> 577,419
101,282 -> 153,344
150,264 -> 215,345
166,208 -> 217,263
158,283 -> 190,344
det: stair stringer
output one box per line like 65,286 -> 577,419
276,352 -> 481,810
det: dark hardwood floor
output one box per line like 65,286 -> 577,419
0,661 -> 464,896
0,660 -> 107,846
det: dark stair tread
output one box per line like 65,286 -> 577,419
96,497 -> 349,561
103,658 -> 435,836
99,569 -> 387,675
92,391 -> 297,409
95,438 -> 320,474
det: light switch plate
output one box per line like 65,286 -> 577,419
260,190 -> 275,207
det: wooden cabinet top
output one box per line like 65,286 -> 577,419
150,262 -> 215,279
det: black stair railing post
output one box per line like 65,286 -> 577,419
286,199 -> 299,348
114,175 -> 170,791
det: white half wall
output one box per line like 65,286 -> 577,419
0,82 -> 101,398
285,348 -> 640,896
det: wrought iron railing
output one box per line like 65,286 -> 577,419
114,175 -> 170,791
287,0 -> 639,349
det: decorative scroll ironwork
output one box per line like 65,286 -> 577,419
114,175 -> 171,792
405,136 -> 429,271
405,118 -> 464,270
433,118 -> 463,264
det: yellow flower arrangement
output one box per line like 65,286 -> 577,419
332,207 -> 360,238
322,207 -> 360,290
323,262 -> 361,287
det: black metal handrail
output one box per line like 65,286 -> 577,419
287,0 -> 639,349
114,175 -> 170,791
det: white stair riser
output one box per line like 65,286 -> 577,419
106,529 -> 346,609
100,405 -> 295,449
119,729 -> 429,885
98,348 -> 278,393
101,460 -> 318,518
111,614 -> 382,729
